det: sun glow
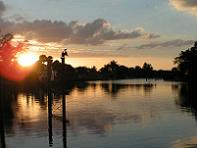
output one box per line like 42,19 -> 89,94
17,52 -> 38,67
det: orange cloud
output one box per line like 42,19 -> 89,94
170,0 -> 197,15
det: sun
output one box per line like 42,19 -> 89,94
17,52 -> 38,67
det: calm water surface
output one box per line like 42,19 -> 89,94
0,79 -> 197,148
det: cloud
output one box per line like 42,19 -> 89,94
7,15 -> 26,23
65,20 -> 160,45
0,17 -> 160,45
170,0 -> 197,15
0,1 -> 6,16
136,39 -> 194,49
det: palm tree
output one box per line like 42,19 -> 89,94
47,56 -> 53,82
39,55 -> 47,64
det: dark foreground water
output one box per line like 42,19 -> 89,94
0,79 -> 197,148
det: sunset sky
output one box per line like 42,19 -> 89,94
1,0 -> 197,69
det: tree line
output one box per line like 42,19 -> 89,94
23,56 -> 177,84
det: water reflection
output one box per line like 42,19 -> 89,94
0,81 -> 157,146
172,136 -> 197,148
101,83 -> 155,97
172,84 -> 197,147
67,82 -> 158,136
1,80 -> 197,147
175,84 -> 197,119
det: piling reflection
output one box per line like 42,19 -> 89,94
48,87 -> 53,146
0,80 -> 18,148
62,89 -> 67,148
0,87 -> 6,148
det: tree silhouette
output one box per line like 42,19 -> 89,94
142,62 -> 153,80
142,62 -> 153,72
175,41 -> 197,82
100,60 -> 119,79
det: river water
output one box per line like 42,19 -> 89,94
0,79 -> 197,148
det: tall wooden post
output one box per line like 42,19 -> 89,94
61,49 -> 68,148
